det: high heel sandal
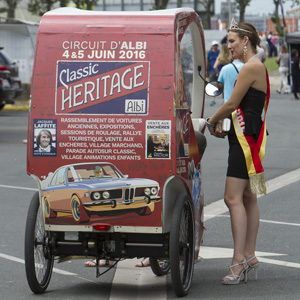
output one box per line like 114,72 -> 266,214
247,256 -> 259,280
222,259 -> 248,285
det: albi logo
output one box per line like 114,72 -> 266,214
55,61 -> 149,115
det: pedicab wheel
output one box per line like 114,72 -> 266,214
170,194 -> 194,297
150,258 -> 170,276
25,192 -> 54,294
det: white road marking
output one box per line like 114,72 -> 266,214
110,258 -> 166,300
258,257 -> 300,269
0,252 -> 77,276
205,214 -> 300,227
0,184 -> 37,191
199,246 -> 287,259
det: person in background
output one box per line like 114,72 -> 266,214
217,58 -> 244,104
214,44 -> 233,104
291,49 -> 300,100
256,44 -> 266,63
207,40 -> 220,106
206,19 -> 270,285
267,32 -> 277,57
276,44 -> 289,94
214,43 -> 232,76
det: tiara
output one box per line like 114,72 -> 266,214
229,18 -> 251,33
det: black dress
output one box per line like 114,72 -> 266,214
227,87 -> 266,179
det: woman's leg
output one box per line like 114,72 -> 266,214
282,70 -> 288,92
222,176 -> 249,281
279,70 -> 284,91
243,182 -> 259,263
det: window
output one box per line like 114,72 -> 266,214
180,27 -> 194,110
50,168 -> 66,186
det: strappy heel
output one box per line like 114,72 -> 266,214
222,259 -> 249,285
247,256 -> 259,280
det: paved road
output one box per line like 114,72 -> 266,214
1,84 -> 300,299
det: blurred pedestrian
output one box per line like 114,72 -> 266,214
291,49 -> 300,100
217,58 -> 244,103
256,44 -> 266,63
276,44 -> 289,94
214,44 -> 234,104
267,32 -> 277,57
214,43 -> 232,76
207,40 -> 220,106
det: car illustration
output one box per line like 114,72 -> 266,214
42,162 -> 161,222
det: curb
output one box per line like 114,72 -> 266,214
3,100 -> 30,112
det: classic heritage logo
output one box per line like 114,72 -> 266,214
55,61 -> 150,115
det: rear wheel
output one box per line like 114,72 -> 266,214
170,194 -> 194,297
150,258 -> 170,276
25,192 -> 54,294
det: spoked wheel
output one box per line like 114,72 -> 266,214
170,194 -> 195,297
150,258 -> 170,276
25,192 -> 54,294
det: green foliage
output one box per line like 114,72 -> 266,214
264,57 -> 278,72
28,0 -> 57,16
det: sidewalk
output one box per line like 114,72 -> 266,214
3,72 -> 282,112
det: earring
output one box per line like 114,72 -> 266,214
243,45 -> 247,57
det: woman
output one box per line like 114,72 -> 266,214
206,19 -> 270,285
214,44 -> 233,104
276,44 -> 289,94
213,43 -> 232,76
291,49 -> 300,100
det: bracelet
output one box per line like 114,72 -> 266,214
206,118 -> 216,129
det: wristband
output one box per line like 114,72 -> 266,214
206,118 -> 216,129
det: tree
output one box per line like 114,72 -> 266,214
235,0 -> 251,22
1,0 -> 22,19
271,0 -> 300,36
198,0 -> 214,29
28,0 -> 57,16
72,0 -> 98,10
153,0 -> 169,9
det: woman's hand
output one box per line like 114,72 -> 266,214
208,120 -> 228,139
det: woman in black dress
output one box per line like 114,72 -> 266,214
206,19 -> 270,285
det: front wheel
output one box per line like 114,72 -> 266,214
170,194 -> 195,297
25,192 -> 54,294
150,258 -> 170,276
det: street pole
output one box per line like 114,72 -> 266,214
228,0 -> 232,25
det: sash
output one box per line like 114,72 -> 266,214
231,69 -> 270,195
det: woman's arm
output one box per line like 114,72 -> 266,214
213,57 -> 220,74
207,62 -> 266,135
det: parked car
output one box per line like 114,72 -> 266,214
0,66 -> 16,110
0,47 -> 23,109
42,162 -> 162,222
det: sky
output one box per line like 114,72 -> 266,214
215,0 -> 298,17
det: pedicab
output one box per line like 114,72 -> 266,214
24,7 -> 223,297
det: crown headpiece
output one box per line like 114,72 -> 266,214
229,18 -> 251,33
